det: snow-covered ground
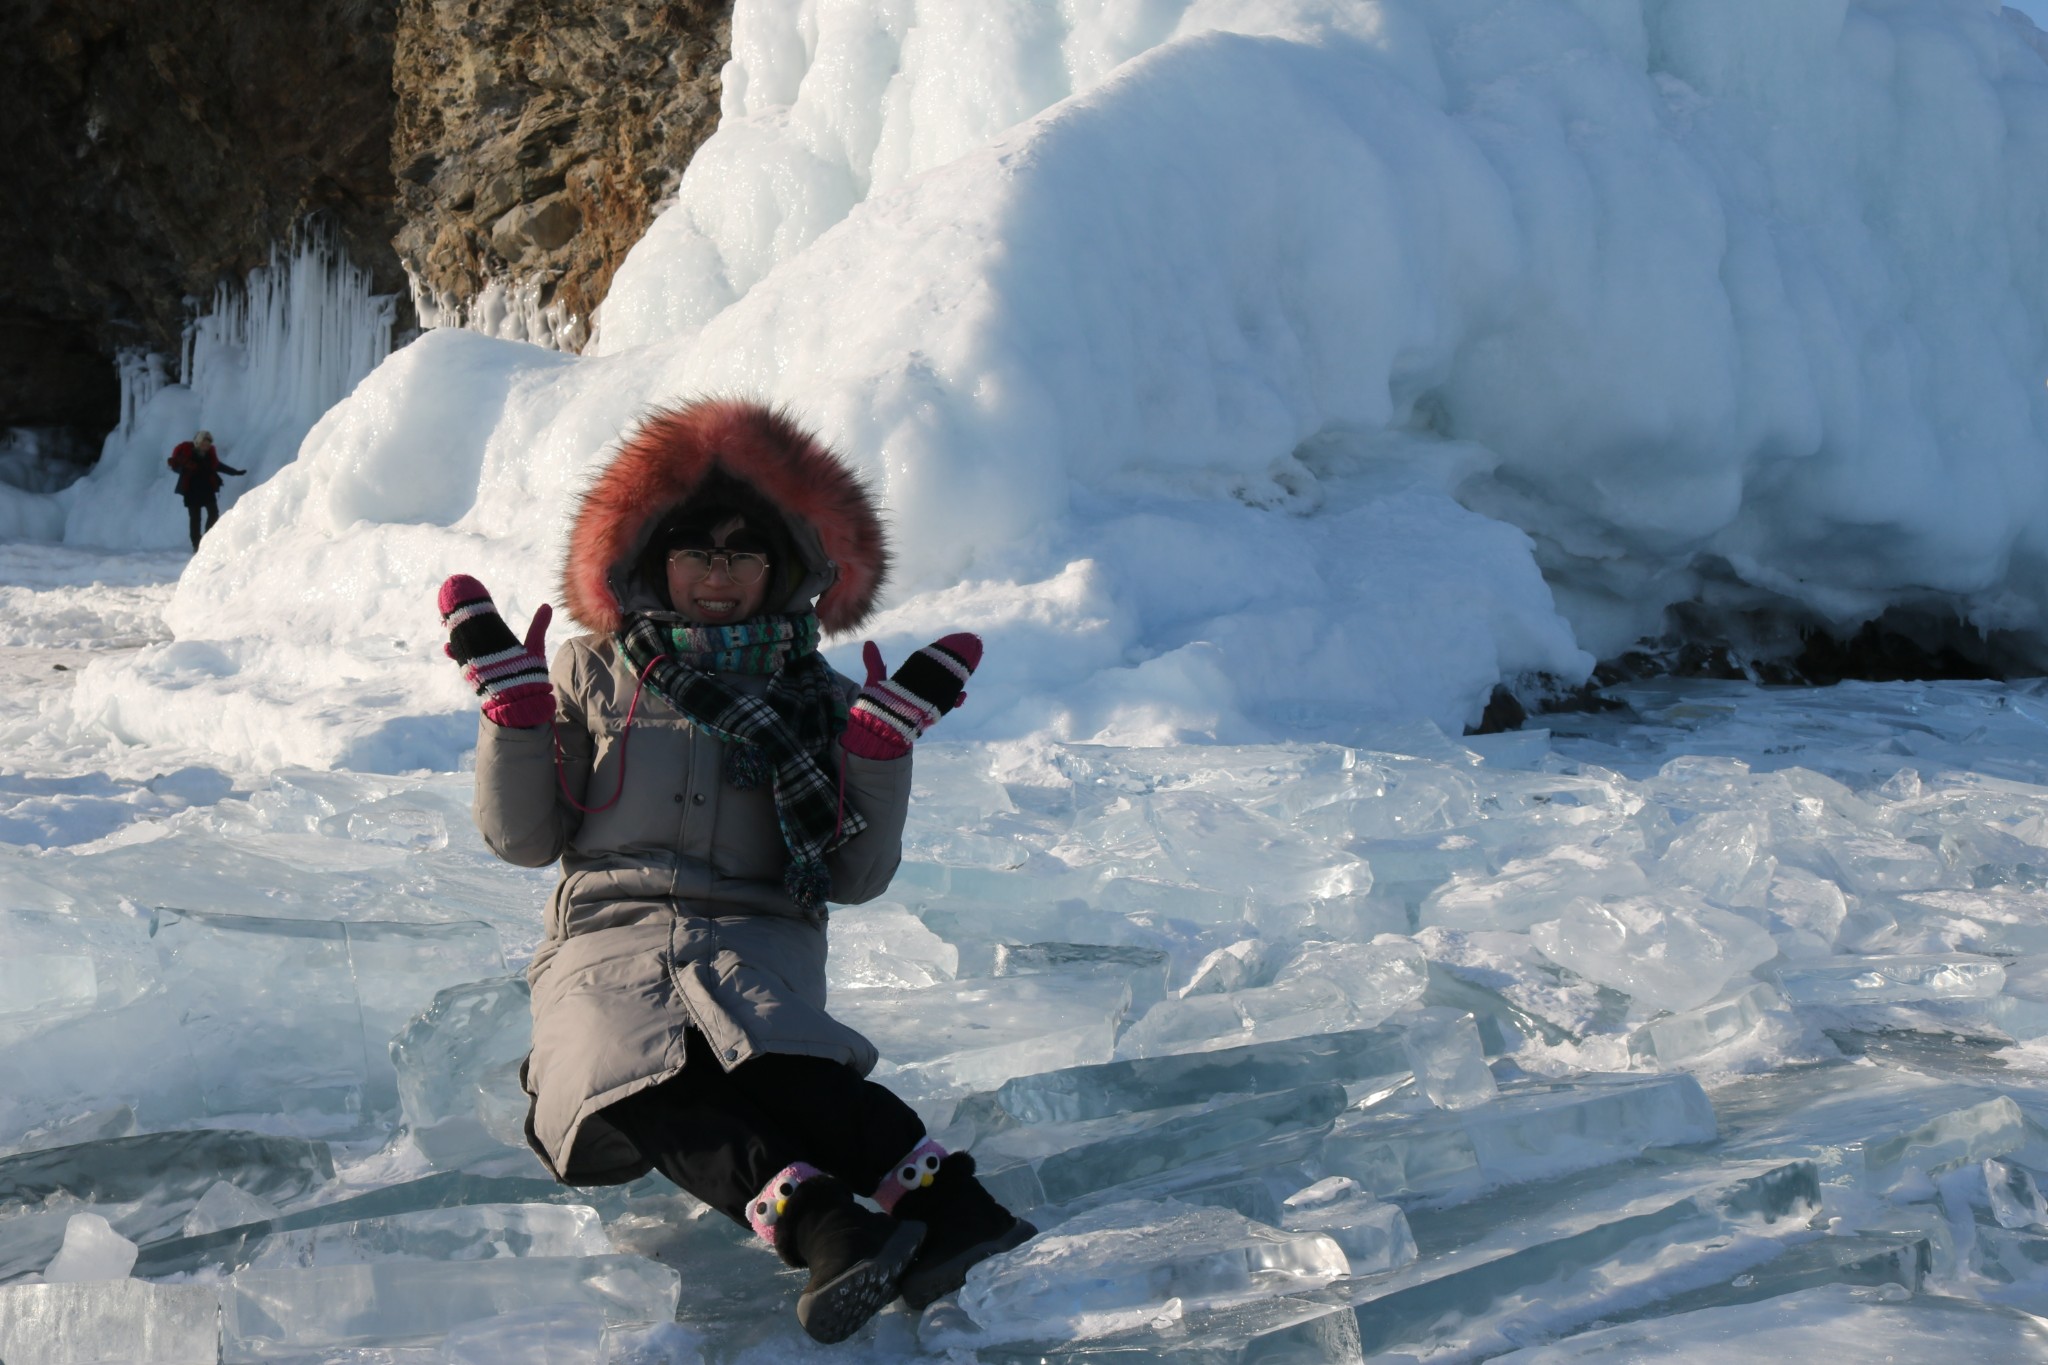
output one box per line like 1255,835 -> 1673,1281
10,0 -> 2048,1358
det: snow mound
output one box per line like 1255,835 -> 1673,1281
65,0 -> 2048,769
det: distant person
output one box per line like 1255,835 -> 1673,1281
435,399 -> 1030,1344
167,431 -> 245,551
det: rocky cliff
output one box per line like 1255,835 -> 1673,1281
392,0 -> 730,351
1,0 -> 408,435
3,0 -> 730,441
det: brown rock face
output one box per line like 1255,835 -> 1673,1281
392,0 -> 732,350
0,0 -> 409,432
1,0 -> 729,443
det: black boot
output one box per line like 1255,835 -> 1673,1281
891,1153 -> 1036,1310
776,1175 -> 926,1343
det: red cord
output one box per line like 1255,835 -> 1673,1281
554,652 -> 667,814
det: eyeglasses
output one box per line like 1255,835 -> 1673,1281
667,548 -> 770,584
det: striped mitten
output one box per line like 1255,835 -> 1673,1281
841,634 -> 981,760
438,574 -> 556,728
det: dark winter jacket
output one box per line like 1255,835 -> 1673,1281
471,400 -> 905,1186
168,443 -> 245,502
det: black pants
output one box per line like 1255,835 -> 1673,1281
602,1028 -> 927,1228
186,496 -> 219,550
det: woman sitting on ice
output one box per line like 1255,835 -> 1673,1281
435,399 -> 1031,1344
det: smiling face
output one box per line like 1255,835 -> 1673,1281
664,514 -> 772,625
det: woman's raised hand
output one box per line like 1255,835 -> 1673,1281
841,634 -> 982,760
438,574 -> 557,729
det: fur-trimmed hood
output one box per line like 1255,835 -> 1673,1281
562,400 -> 889,637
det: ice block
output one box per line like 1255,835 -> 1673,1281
1279,1178 -> 1417,1276
1323,1073 -> 1717,1202
940,1200 -> 1347,1347
220,1254 -> 677,1360
1772,953 -> 2005,1006
389,975 -> 534,1167
1628,981 -> 1786,1066
0,1129 -> 333,1282
1488,1284 -> 2048,1361
0,1279 -> 220,1365
1530,894 -> 1777,1012
836,973 -> 1135,1099
154,908 -> 504,1126
957,1021 -> 1416,1133
245,1202 -> 612,1269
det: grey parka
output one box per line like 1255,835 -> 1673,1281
473,401 -> 903,1185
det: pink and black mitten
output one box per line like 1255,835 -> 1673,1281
438,574 -> 556,729
841,634 -> 981,761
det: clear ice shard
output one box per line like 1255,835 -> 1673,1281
1617,1231 -> 1930,1320
1650,810 -> 1770,908
41,1214 -> 137,1284
1115,939 -> 1426,1058
1179,940 -> 1264,997
1529,894 -> 1778,1012
155,908 -> 505,1126
1819,832 -> 1965,895
244,1203 -> 612,1269
1986,1157 -> 2048,1230
1772,953 -> 2006,1005
1279,1178 -> 1417,1275
928,1199 -> 1347,1349
1351,1160 -> 1822,1360
827,901 -> 960,990
993,940 -> 1171,1016
1322,1073 -> 1716,1202
0,1130 -> 334,1282
1398,1008 -> 1496,1109
835,973 -> 1135,1099
0,1279 -> 221,1365
219,1254 -> 678,1360
0,953 -> 96,1016
1487,1284 -> 2048,1361
436,1302 -> 610,1364
1421,847 -> 1649,932
389,975 -> 534,1167
183,1181 -> 284,1239
979,1083 -> 1349,1210
130,1171 -> 589,1279
1629,981 -> 1785,1065
1069,788 -> 1372,908
1714,1064 -> 2026,1189
955,1022 -> 1416,1133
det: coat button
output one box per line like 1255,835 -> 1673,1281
672,794 -> 683,803
692,793 -> 706,805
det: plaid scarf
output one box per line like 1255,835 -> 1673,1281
616,612 -> 863,910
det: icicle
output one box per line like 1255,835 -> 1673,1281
407,267 -> 587,352
181,224 -> 398,448
115,349 -> 170,438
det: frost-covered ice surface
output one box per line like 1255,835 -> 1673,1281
12,0 -> 2048,1357
14,553 -> 2048,1359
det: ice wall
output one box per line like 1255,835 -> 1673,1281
63,0 -> 2048,770
62,231 -> 397,553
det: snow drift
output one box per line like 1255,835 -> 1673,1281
63,0 -> 2048,771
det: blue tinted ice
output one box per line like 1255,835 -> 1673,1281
221,1255 -> 677,1360
389,975 -> 534,1167
0,1280 -> 220,1365
155,909 -> 504,1126
933,1200 -> 1347,1349
1774,953 -> 2006,1005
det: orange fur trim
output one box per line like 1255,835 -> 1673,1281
562,400 -> 890,636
